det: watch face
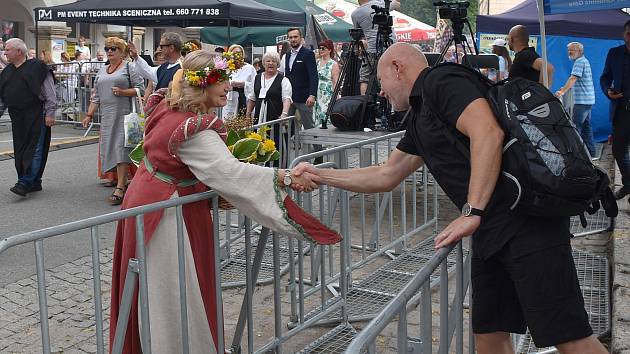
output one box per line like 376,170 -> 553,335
462,203 -> 471,216
284,174 -> 292,186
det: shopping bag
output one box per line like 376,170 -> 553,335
123,88 -> 145,148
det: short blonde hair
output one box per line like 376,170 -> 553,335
167,50 -> 219,113
104,37 -> 127,53
262,51 -> 281,67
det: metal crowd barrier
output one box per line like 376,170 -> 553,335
51,61 -> 107,135
0,127 -> 441,353
344,241 -> 471,354
218,116 -> 305,288
0,190 -> 222,354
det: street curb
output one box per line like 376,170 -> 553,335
0,136 -> 99,161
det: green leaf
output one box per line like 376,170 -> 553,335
238,130 -> 250,140
255,150 -> 280,164
232,138 -> 260,160
226,130 -> 240,146
129,141 -> 145,167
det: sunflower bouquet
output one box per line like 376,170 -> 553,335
224,114 -> 280,165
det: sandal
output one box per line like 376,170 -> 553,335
108,187 -> 126,206
102,180 -> 117,187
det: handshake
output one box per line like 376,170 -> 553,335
286,163 -> 323,193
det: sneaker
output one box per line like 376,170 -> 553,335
614,185 -> 630,200
9,183 -> 28,197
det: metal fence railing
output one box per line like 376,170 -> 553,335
344,241 -> 471,354
50,61 -> 105,137
0,129 -> 443,354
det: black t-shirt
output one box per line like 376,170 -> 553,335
509,47 -> 540,82
396,65 -> 569,259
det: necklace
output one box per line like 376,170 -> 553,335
106,61 -> 122,74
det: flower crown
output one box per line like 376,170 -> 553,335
182,41 -> 200,53
184,51 -> 245,88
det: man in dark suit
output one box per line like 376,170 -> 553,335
601,19 -> 630,199
284,27 -> 319,131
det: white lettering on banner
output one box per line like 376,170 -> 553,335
313,13 -> 336,25
87,10 -> 121,17
38,9 -> 52,20
396,32 -> 412,41
122,9 -> 163,17
566,0 -> 615,6
66,11 -> 88,18
55,7 -> 220,19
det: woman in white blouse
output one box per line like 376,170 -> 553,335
222,44 -> 256,120
245,51 -> 292,124
246,51 -> 293,166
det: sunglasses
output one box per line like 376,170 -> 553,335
104,46 -> 118,52
318,47 -> 328,50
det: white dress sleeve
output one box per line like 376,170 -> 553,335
177,129 -> 303,238
281,77 -> 293,102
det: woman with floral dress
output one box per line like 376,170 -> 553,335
314,39 -> 340,127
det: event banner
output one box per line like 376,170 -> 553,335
542,0 -> 630,14
36,7 -> 221,21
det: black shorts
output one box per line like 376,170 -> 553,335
471,242 -> 593,348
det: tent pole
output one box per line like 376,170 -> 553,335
128,26 -> 134,46
536,0 -> 549,88
35,19 -> 39,54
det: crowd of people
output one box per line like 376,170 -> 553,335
1,13 -> 628,353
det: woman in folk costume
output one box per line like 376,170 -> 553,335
109,50 -> 342,353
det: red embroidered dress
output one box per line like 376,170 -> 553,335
109,90 -> 340,354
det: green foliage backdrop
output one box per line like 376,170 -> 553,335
400,0 -> 479,31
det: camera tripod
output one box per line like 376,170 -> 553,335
323,30 -> 370,128
436,17 -> 479,66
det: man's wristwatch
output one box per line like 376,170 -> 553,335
461,202 -> 484,217
283,169 -> 293,187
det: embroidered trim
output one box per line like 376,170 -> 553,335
167,112 -> 228,159
272,169 -> 316,244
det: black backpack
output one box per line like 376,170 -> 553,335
329,95 -> 376,131
424,63 -> 618,223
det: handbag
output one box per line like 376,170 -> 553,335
123,88 -> 145,148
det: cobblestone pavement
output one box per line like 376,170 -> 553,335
0,249 -> 112,353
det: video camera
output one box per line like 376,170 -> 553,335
433,0 -> 469,21
371,3 -> 393,27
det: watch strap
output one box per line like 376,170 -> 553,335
469,207 -> 484,217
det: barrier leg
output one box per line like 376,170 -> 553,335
229,227 -> 270,353
175,206 -> 190,354
90,227 -> 105,354
112,259 -> 139,354
34,240 -> 51,354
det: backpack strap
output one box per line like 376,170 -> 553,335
420,65 -> 472,159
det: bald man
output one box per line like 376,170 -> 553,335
508,25 -> 554,88
293,43 -> 607,354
